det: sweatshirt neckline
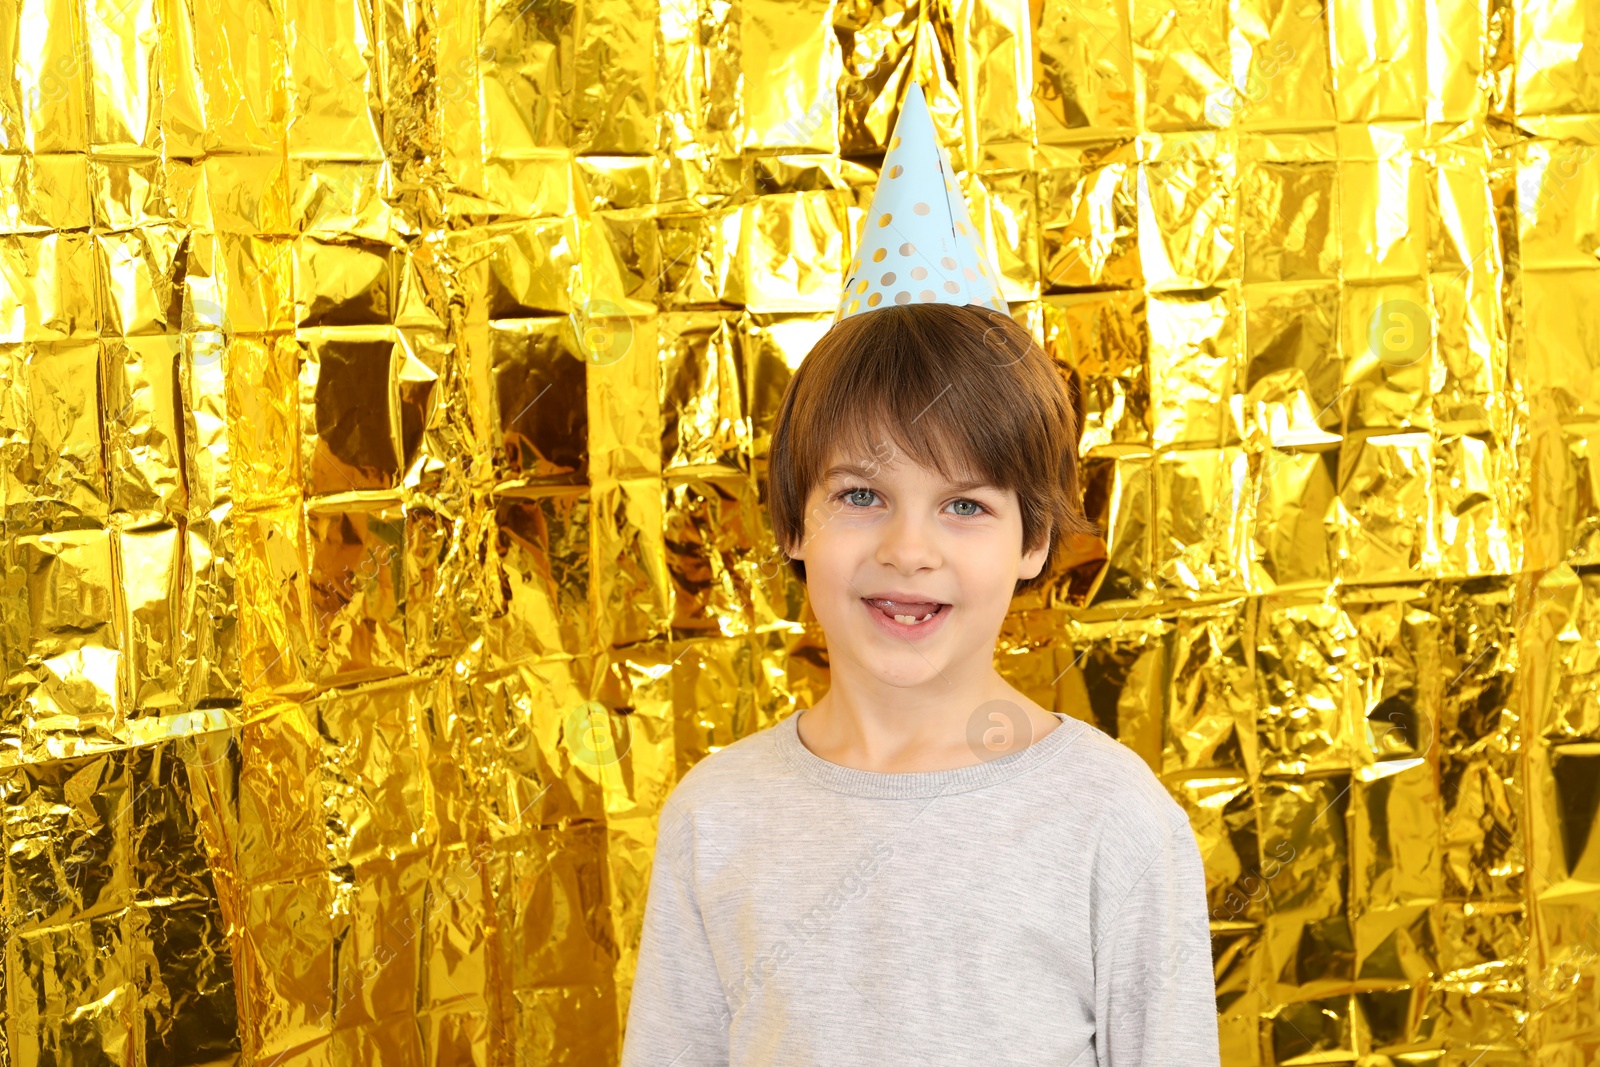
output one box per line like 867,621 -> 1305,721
775,708 -> 1084,798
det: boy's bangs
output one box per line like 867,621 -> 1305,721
796,307 -> 1030,496
809,388 -> 1003,493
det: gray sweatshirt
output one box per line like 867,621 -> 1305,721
620,710 -> 1222,1067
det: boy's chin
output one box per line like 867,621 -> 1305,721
855,646 -> 959,687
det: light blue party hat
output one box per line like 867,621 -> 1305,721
836,82 -> 1007,322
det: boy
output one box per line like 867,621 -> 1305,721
619,84 -> 1221,1067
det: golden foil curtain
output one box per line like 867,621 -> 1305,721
1,0 -> 1598,1062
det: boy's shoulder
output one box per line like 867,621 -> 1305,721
1046,714 -> 1193,841
660,712 -> 1190,843
659,716 -> 789,819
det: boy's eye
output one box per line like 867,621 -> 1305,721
835,488 -> 990,517
841,487 -> 877,507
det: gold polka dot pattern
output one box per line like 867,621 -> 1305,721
834,82 -> 1007,323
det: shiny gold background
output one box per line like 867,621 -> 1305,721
2,0 -> 1599,1062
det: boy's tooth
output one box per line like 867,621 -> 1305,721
872,600 -> 943,624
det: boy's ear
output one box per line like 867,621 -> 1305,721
1018,527 -> 1050,582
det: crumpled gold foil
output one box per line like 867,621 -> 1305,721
3,0 -> 1598,1062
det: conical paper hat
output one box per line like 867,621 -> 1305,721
836,83 -> 1008,323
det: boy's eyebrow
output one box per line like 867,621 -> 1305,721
822,463 -> 882,482
822,462 -> 997,494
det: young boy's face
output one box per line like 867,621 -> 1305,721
788,442 -> 1050,691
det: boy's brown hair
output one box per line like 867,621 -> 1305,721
764,302 -> 1100,596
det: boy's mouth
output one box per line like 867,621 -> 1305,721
862,597 -> 949,626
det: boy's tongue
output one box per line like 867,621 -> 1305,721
868,598 -> 940,618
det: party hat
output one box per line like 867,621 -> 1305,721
836,82 -> 1007,323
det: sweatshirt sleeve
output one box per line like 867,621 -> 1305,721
620,799 -> 732,1067
1092,819 -> 1221,1067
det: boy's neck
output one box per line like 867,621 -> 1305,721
796,662 -> 1059,774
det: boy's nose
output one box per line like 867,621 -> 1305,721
874,512 -> 941,571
